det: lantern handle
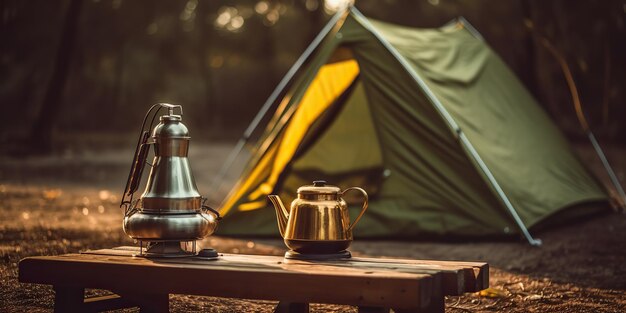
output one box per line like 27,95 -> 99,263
120,103 -> 179,210
157,103 -> 183,117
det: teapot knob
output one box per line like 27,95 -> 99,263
312,180 -> 327,187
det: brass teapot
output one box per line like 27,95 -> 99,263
268,181 -> 368,254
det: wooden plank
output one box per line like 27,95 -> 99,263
67,250 -> 463,298
81,247 -> 476,295
413,280 -> 443,313
21,247 -> 488,312
81,247 -> 143,257
81,247 -> 487,292
352,256 -> 489,292
279,258 -> 464,296
27,253 -> 436,280
29,253 -> 440,282
212,254 -> 470,295
21,252 -> 432,306
19,254 -> 435,309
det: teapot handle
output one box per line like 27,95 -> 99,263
342,187 -> 369,232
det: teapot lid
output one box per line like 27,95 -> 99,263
297,180 -> 340,195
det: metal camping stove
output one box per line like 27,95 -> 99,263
120,103 -> 220,258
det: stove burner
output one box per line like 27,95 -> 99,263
284,250 -> 351,260
135,241 -> 196,258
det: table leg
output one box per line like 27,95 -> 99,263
358,307 -> 390,313
274,301 -> 309,313
116,292 -> 169,313
53,285 -> 84,313
138,294 -> 169,313
393,296 -> 444,313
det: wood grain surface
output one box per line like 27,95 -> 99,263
19,246 -> 488,310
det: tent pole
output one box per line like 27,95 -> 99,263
458,132 -> 542,246
209,9 -> 348,202
454,17 -> 484,41
350,7 -> 542,246
587,131 -> 626,206
442,17 -> 484,41
539,36 -> 626,207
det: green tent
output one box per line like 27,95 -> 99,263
215,7 -> 610,244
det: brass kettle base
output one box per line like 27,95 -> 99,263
284,250 -> 351,260
285,239 -> 352,254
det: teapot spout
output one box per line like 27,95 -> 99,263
268,195 -> 288,238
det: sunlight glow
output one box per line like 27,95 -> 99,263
180,0 -> 198,31
231,16 -> 244,29
215,11 -> 231,27
215,6 -> 245,32
255,1 -> 269,14
185,0 -> 198,11
265,10 -> 279,25
324,0 -> 353,14
98,190 -> 111,201
305,0 -> 319,11
254,1 -> 285,26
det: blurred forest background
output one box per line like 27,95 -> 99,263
1,0 -> 625,154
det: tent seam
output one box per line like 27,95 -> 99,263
349,6 -> 542,245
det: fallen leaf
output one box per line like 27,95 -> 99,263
477,287 -> 508,298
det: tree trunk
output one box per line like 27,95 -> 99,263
520,0 -> 539,99
197,1 -> 218,135
29,0 -> 83,153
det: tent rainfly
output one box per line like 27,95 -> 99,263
213,7 -> 613,245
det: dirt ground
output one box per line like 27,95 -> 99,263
0,139 -> 625,312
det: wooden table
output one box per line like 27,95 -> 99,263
19,246 -> 488,313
